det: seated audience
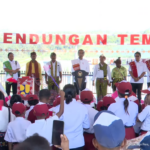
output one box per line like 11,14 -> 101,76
0,92 -> 15,150
26,90 -> 64,146
14,134 -> 69,150
14,134 -> 53,150
9,95 -> 23,108
81,90 -> 98,134
96,100 -> 103,111
93,111 -> 126,150
39,89 -> 53,109
97,96 -> 115,111
80,90 -> 98,150
108,81 -> 138,140
59,84 -> 90,150
25,95 -> 39,122
102,96 -> 115,109
4,102 -> 31,150
137,88 -> 150,135
27,89 -> 54,123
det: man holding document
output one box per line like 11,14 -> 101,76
71,49 -> 90,94
92,54 -> 111,101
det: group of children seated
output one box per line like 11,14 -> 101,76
1,81 -> 150,150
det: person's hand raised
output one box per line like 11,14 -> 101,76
55,134 -> 69,150
59,90 -> 65,98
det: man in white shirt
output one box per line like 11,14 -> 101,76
92,54 -> 111,101
45,52 -> 62,100
71,49 -> 90,94
3,52 -> 20,96
129,52 -> 147,102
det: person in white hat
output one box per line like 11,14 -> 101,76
93,111 -> 126,150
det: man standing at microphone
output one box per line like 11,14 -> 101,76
71,49 -> 90,94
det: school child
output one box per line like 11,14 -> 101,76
108,81 -> 138,140
26,90 -> 65,146
137,88 -> 150,135
93,111 -> 126,150
0,92 -> 15,150
25,95 -> 39,122
4,102 -> 31,150
80,90 -> 98,150
97,96 -> 115,111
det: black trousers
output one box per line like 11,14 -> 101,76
131,83 -> 143,102
147,82 -> 150,88
74,82 -> 86,95
6,82 -> 17,96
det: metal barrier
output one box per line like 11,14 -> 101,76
0,71 -> 148,95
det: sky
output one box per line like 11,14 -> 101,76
0,0 -> 150,33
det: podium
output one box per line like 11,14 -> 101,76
17,76 -> 34,99
72,70 -> 88,91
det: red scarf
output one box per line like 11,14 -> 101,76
146,60 -> 150,71
129,61 -> 138,78
27,60 -> 39,78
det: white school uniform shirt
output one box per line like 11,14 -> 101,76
72,59 -> 90,82
3,60 -> 21,81
83,104 -> 98,133
25,106 -> 34,119
26,115 -> 58,146
108,98 -> 138,126
4,117 -> 31,143
49,105 -> 60,114
47,61 -> 62,77
92,64 -> 111,83
55,99 -> 90,149
128,60 -> 147,83
138,105 -> 150,131
115,95 -> 138,103
0,106 -> 15,132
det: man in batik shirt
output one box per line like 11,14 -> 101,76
111,57 -> 127,92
